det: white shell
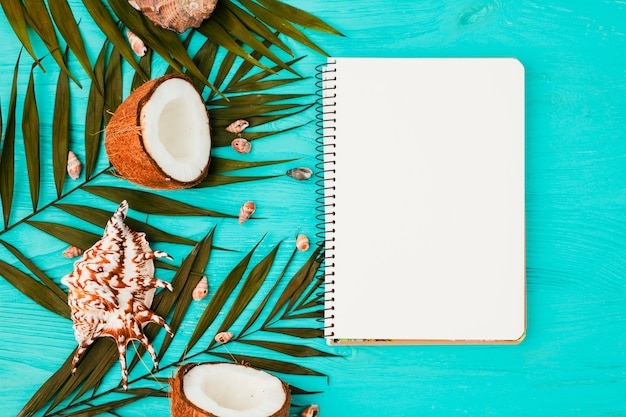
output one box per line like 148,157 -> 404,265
296,234 -> 310,252
67,151 -> 82,180
192,276 -> 209,301
301,405 -> 320,417
62,245 -> 83,258
286,167 -> 313,181
214,331 -> 234,344
225,119 -> 249,134
127,30 -> 147,57
238,201 -> 256,224
231,138 -> 252,154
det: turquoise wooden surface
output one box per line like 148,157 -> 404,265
1,1 -> 626,416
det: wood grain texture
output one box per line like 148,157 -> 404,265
1,0 -> 626,416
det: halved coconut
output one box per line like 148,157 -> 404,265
170,362 -> 291,417
105,74 -> 211,189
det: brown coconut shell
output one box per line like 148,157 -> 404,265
105,74 -> 210,190
170,362 -> 291,417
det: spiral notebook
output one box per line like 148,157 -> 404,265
317,57 -> 526,345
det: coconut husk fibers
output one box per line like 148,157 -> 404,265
170,362 -> 291,417
105,74 -> 210,190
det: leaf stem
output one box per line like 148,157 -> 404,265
0,164 -> 113,238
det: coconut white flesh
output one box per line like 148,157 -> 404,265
140,78 -> 211,183
183,363 -> 287,417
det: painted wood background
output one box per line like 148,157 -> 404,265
1,0 -> 626,416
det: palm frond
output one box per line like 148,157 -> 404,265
0,52 -> 20,229
52,49 -> 71,197
22,64 -> 40,211
23,0 -> 81,86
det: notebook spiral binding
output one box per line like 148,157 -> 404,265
314,61 -> 337,338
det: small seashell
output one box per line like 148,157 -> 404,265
192,276 -> 209,301
126,30 -> 147,57
225,119 -> 250,134
67,151 -> 82,180
286,167 -> 313,181
231,138 -> 252,154
296,234 -> 310,252
301,404 -> 320,417
214,331 -> 234,344
238,201 -> 256,224
62,245 -> 83,258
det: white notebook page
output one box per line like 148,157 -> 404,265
322,57 -> 525,343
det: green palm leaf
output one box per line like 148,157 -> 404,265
0,239 -> 67,302
239,248 -> 297,337
48,0 -> 100,94
22,64 -> 40,211
183,238 -> 263,357
262,245 -> 323,327
131,48 -> 153,91
209,242 -> 282,347
237,340 -> 336,358
211,5 -> 295,75
263,327 -> 323,339
52,49 -> 70,197
154,230 -> 215,361
54,204 -> 196,245
102,44 -> 123,125
23,0 -> 81,87
83,186 -> 236,218
0,53 -> 20,229
0,260 -> 70,319
187,38 -> 218,93
84,40 -> 107,179
0,0 -> 41,70
256,0 -> 344,36
82,0 -> 148,80
27,221 -> 100,250
208,352 -> 326,377
236,0 -> 328,56
107,0 -> 222,97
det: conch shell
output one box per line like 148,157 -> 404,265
61,200 -> 173,390
128,0 -> 219,33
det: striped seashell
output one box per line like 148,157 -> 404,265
67,151 -> 82,180
62,245 -> 84,258
192,276 -> 209,301
238,201 -> 256,224
231,138 -> 251,154
214,331 -> 234,344
129,0 -> 219,33
61,200 -> 173,390
296,234 -> 310,252
225,119 -> 249,134
126,30 -> 147,57
301,404 -> 320,417
286,167 -> 313,181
